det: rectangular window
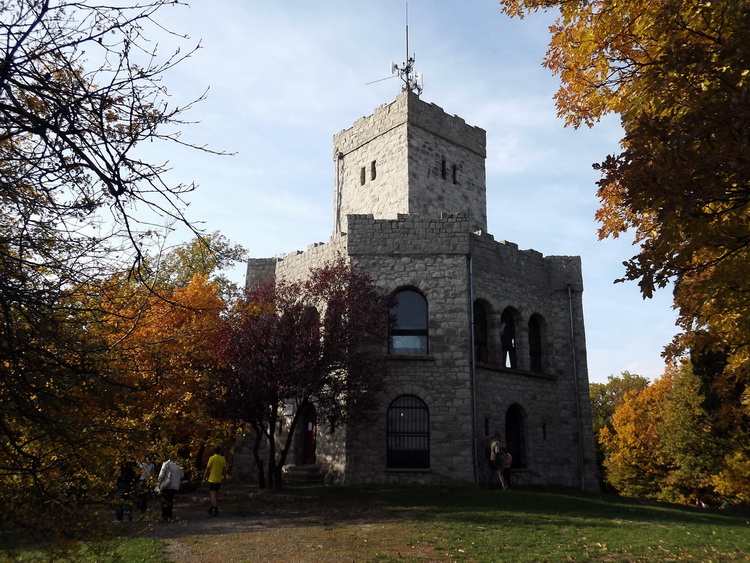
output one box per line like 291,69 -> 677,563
360,166 -> 366,185
370,160 -> 377,180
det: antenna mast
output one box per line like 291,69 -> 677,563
391,1 -> 423,95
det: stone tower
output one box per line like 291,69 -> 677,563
244,90 -> 599,491
332,92 -> 487,234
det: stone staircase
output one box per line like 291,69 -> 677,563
282,464 -> 323,485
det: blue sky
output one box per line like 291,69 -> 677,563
148,0 -> 678,384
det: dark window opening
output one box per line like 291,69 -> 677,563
360,166 -> 366,185
371,160 -> 377,180
387,395 -> 430,469
441,158 -> 447,180
389,289 -> 428,355
452,164 -> 458,184
500,309 -> 516,368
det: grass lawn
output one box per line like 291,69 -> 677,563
5,483 -> 749,561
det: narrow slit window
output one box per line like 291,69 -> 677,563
441,158 -> 447,180
371,160 -> 377,180
360,166 -> 366,185
452,164 -> 458,184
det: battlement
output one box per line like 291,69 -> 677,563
346,212 -> 471,256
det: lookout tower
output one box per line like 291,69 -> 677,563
332,91 -> 488,235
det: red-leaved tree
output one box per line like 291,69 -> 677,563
209,257 -> 388,489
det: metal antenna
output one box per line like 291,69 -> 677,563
365,1 -> 423,95
392,1 -> 423,95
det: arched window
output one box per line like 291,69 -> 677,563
505,403 -> 526,469
529,314 -> 543,373
387,395 -> 430,469
473,301 -> 489,363
389,289 -> 428,355
500,308 -> 516,368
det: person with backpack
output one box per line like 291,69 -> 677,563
155,454 -> 183,521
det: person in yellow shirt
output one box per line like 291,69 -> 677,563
204,446 -> 227,516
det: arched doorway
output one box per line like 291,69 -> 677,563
505,403 -> 526,468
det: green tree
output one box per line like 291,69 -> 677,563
500,0 -> 750,500
151,232 -> 248,297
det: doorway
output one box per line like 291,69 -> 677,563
301,403 -> 317,465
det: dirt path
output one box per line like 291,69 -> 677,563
127,483 -> 441,562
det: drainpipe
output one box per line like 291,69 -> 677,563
334,151 -> 344,233
468,255 -> 478,485
567,283 -> 586,490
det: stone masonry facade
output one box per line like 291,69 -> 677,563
245,91 -> 599,491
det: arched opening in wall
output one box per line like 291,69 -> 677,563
500,308 -> 517,369
505,403 -> 526,469
389,288 -> 428,355
529,314 -> 544,373
300,402 -> 317,465
386,395 -> 430,469
473,301 -> 489,363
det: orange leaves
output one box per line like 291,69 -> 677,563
502,1 -> 750,404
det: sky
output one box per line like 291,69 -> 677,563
144,0 -> 678,384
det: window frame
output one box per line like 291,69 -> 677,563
389,288 -> 429,356
386,395 -> 430,469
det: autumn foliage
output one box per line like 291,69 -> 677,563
502,0 -> 750,504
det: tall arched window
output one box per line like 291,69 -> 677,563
389,289 -> 428,355
500,308 -> 516,368
529,314 -> 543,373
387,395 -> 430,468
473,301 -> 489,363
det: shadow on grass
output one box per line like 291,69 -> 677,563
124,481 -> 748,543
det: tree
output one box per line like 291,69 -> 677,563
100,272 -> 227,459
601,361 -> 746,505
589,371 -> 649,488
150,231 -> 248,298
1,0 -> 210,539
600,376 -> 673,500
210,257 -> 389,490
500,0 -> 750,494
590,372 -> 650,440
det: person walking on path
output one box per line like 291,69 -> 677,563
155,455 -> 182,521
136,459 -> 155,514
114,460 -> 137,522
204,446 -> 227,516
